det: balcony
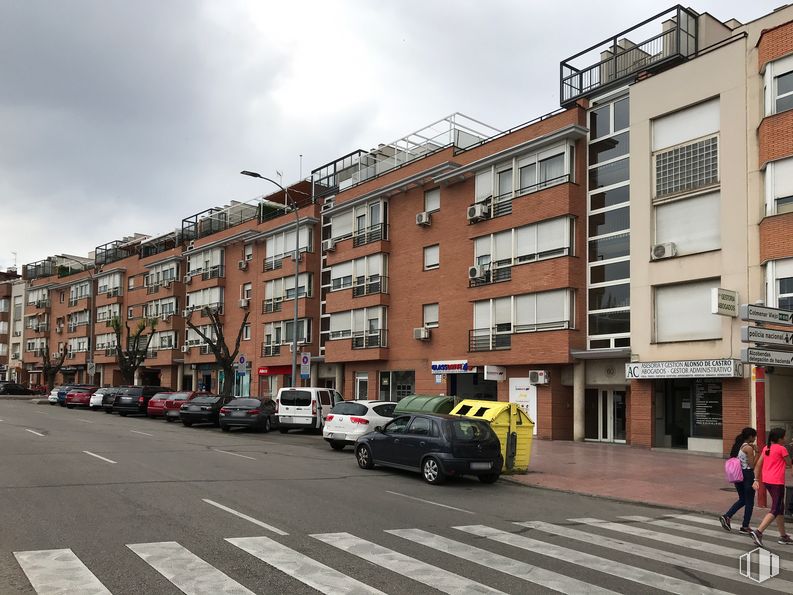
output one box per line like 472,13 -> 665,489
469,329 -> 512,352
352,276 -> 388,298
263,257 -> 284,272
469,266 -> 512,288
30,299 -> 51,310
468,321 -> 576,365
560,6 -> 698,106
352,223 -> 388,248
351,329 -> 387,350
201,265 -> 225,281
263,298 -> 283,314
262,344 -> 281,357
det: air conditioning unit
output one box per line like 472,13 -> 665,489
322,238 -> 336,252
238,260 -> 248,271
413,327 -> 431,341
185,241 -> 195,252
468,265 -> 487,280
55,326 -> 63,334
320,200 -> 335,213
181,345 -> 189,353
651,242 -> 678,260
182,309 -> 191,318
239,298 -> 250,309
466,202 -> 490,223
416,211 -> 432,226
161,313 -> 171,321
183,275 -> 192,284
106,291 -> 113,298
163,280 -> 172,288
529,370 -> 550,385
12,331 -> 21,337
288,342 -> 307,353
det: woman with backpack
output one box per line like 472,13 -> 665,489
750,427 -> 792,547
719,427 -> 758,534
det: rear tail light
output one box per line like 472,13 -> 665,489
138,396 -> 144,404
275,399 -> 280,414
247,409 -> 261,415
350,417 -> 369,425
220,407 -> 229,414
326,414 -> 334,421
312,400 -> 317,415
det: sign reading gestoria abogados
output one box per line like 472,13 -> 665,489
625,359 -> 743,380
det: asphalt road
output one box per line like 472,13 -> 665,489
0,398 -> 790,595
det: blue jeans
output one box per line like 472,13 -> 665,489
725,468 -> 755,528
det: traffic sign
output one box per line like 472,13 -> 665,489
300,352 -> 311,378
239,355 -> 246,365
741,348 -> 793,367
87,362 -> 96,376
740,304 -> 793,326
741,326 -> 793,348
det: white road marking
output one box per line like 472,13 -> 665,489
569,517 -> 743,557
14,548 -> 111,595
0,418 -> 4,421
385,490 -> 475,514
130,429 -> 153,436
77,418 -> 94,424
518,520 -> 793,593
455,525 -> 735,595
212,449 -> 256,460
618,515 -> 751,545
25,429 -> 45,437
389,528 -> 618,594
128,541 -> 254,595
82,451 -> 117,464
313,532 -> 503,594
202,499 -> 288,535
228,535 -> 382,595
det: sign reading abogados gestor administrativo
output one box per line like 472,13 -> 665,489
625,359 -> 744,380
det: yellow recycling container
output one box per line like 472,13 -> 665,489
449,399 -> 534,474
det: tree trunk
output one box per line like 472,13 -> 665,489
46,371 -> 58,391
220,362 -> 234,397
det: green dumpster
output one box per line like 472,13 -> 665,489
449,399 -> 534,473
393,394 -> 455,415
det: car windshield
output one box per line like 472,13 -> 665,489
330,401 -> 368,416
168,392 -> 192,401
449,419 -> 494,442
279,390 -> 311,406
228,398 -> 260,407
191,396 -> 220,404
151,393 -> 171,400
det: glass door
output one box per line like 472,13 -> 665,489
584,388 -> 626,443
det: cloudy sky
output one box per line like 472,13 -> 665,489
0,0 -> 784,270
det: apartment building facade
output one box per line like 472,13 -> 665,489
0,269 -> 21,379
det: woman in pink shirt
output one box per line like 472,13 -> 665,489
751,427 -> 792,547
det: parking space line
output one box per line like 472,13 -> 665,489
77,418 -> 94,424
385,491 -> 475,514
25,429 -> 45,437
202,499 -> 288,535
83,451 -> 117,464
212,449 -> 256,460
130,430 -> 153,437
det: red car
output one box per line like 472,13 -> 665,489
146,392 -> 174,418
163,391 -> 208,422
65,387 -> 98,409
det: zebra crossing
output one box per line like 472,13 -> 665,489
13,514 -> 793,594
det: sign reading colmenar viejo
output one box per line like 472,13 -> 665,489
625,359 -> 744,380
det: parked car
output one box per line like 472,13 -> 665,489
101,387 -> 126,413
146,392 -> 173,418
48,387 -> 61,404
275,387 -> 344,433
323,400 -> 396,450
163,391 -> 207,422
65,386 -> 98,408
354,413 -> 502,485
57,385 -> 93,406
113,386 -> 173,416
0,383 -> 38,395
179,395 -> 233,427
219,398 -> 277,432
89,387 -> 115,411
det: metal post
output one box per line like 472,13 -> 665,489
291,204 -> 300,388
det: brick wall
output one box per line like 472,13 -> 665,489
758,20 -> 793,72
536,371 -> 573,440
760,211 -> 793,262
759,110 -> 793,168
722,377 -> 752,456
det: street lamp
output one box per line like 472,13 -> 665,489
241,170 -> 301,389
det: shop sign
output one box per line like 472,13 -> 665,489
711,288 -> 738,317
257,365 -> 292,376
625,359 -> 743,379
741,326 -> 793,348
431,360 -> 473,374
741,348 -> 793,367
739,304 -> 793,326
483,365 -> 506,382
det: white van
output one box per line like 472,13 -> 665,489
276,387 -> 344,432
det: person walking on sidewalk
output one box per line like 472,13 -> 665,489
720,427 -> 758,534
750,427 -> 792,547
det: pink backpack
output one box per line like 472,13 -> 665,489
725,457 -> 743,483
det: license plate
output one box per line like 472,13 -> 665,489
470,462 -> 492,471
232,411 -> 245,417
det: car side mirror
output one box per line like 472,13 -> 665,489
375,426 -> 384,433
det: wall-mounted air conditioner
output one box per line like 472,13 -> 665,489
322,238 -> 336,252
238,260 -> 248,271
181,345 -> 189,353
651,242 -> 677,261
183,275 -> 192,284
239,298 -> 250,309
416,212 -> 432,226
466,202 -> 490,223
413,327 -> 431,340
468,265 -> 487,280
529,370 -> 550,384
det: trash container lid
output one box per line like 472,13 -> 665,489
450,399 -> 534,424
393,394 -> 455,414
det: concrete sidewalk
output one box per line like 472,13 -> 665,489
506,440 -> 743,515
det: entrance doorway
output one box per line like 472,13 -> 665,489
584,388 -> 626,442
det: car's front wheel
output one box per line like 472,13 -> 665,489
422,457 -> 445,484
66,404 -> 74,409
478,473 -> 500,484
221,425 -> 230,432
356,444 -> 374,469
262,417 -> 272,433
183,420 -> 193,427
279,428 -> 289,434
165,417 -> 175,422
118,411 -> 127,417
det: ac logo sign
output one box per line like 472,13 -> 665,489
739,548 -> 780,583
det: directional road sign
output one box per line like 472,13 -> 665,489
741,326 -> 793,348
739,304 -> 793,326
741,347 -> 793,367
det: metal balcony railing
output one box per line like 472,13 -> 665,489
200,345 -> 212,355
263,299 -> 283,314
469,329 -> 512,352
201,265 -> 225,281
262,344 -> 281,357
351,329 -> 387,349
352,223 -> 388,247
263,257 -> 284,272
352,276 -> 388,298
469,266 -> 512,288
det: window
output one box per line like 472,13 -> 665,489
655,137 -> 718,198
423,245 -> 439,270
265,319 -> 310,344
328,307 -> 386,339
128,276 -> 135,290
424,188 -> 440,213
765,157 -> 793,215
244,243 -> 254,261
127,307 -> 134,318
474,289 -> 573,333
423,303 -> 439,328
655,191 -> 720,254
385,416 -> 411,434
329,254 -> 385,292
265,226 -> 311,260
475,217 -> 573,267
329,201 -> 386,241
407,417 -> 432,436
242,324 -> 251,341
768,258 -> 793,310
655,279 -> 721,342
780,277 -> 793,311
776,71 -> 793,114
242,283 -> 252,299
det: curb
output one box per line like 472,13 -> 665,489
0,395 -> 47,402
501,475 -> 724,516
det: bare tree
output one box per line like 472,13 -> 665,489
185,306 -> 250,397
40,342 -> 67,391
110,316 -> 158,385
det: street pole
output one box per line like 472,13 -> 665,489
240,170 -> 300,388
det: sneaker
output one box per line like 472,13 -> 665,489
751,529 -> 764,547
718,515 -> 731,532
778,534 -> 793,545
739,527 -> 752,535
